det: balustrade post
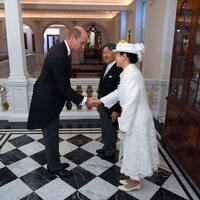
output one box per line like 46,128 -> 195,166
76,85 -> 83,110
66,99 -> 72,110
86,85 -> 93,110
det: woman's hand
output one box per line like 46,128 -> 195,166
110,111 -> 119,122
118,130 -> 126,140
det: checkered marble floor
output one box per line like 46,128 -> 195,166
0,129 -> 198,200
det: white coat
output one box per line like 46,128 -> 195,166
101,64 -> 160,180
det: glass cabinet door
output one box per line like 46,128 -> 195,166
170,0 -> 192,98
187,9 -> 200,112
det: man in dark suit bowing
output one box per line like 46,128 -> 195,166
27,26 -> 91,177
96,43 -> 122,158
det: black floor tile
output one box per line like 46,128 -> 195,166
67,134 -> 93,147
0,149 -> 27,165
145,168 -> 172,186
20,167 -> 56,191
108,190 -> 139,200
9,135 -> 35,148
0,167 -> 17,187
30,150 -> 47,166
99,165 -> 125,186
63,148 -> 94,165
61,166 -> 96,190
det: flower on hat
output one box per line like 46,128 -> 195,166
113,42 -> 145,61
118,40 -> 128,43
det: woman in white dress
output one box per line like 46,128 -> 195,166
92,42 -> 160,192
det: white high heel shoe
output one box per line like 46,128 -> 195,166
118,183 -> 141,192
119,179 -> 128,185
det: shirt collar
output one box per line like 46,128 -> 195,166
107,61 -> 116,70
64,40 -> 71,56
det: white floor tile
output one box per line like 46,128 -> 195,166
162,174 -> 189,199
81,140 -> 103,155
19,141 -> 45,156
128,179 -> 160,200
0,179 -> 32,200
36,178 -> 76,200
7,157 -> 41,177
59,141 -> 78,156
80,156 -> 113,176
79,177 -> 118,200
0,142 -> 16,154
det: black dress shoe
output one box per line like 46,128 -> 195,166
96,148 -> 105,154
47,163 -> 70,171
48,168 -> 73,177
104,151 -> 115,157
100,152 -> 115,159
60,163 -> 70,169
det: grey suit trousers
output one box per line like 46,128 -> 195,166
99,104 -> 117,154
42,117 -> 60,171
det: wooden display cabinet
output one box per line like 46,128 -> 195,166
163,0 -> 200,188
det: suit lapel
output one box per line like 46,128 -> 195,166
103,64 -> 116,79
99,65 -> 107,84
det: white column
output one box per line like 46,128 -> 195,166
155,0 -> 177,122
159,0 -> 177,81
120,11 -> 127,40
4,0 -> 29,121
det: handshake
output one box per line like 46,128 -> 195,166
86,97 -> 101,108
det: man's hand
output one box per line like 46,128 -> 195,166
110,111 -> 119,123
86,98 -> 102,108
86,97 -> 93,109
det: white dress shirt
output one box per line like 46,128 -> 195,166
104,61 -> 116,77
64,40 -> 87,105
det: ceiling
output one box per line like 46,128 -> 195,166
0,0 -> 134,19
18,0 -> 133,6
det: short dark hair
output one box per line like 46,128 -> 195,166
103,43 -> 116,50
119,52 -> 138,64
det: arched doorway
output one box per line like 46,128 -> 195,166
43,24 -> 69,54
23,24 -> 35,54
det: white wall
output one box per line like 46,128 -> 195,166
143,0 -> 166,78
142,0 -> 177,80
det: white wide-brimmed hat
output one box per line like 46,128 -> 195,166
113,42 -> 144,54
113,42 -> 145,61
